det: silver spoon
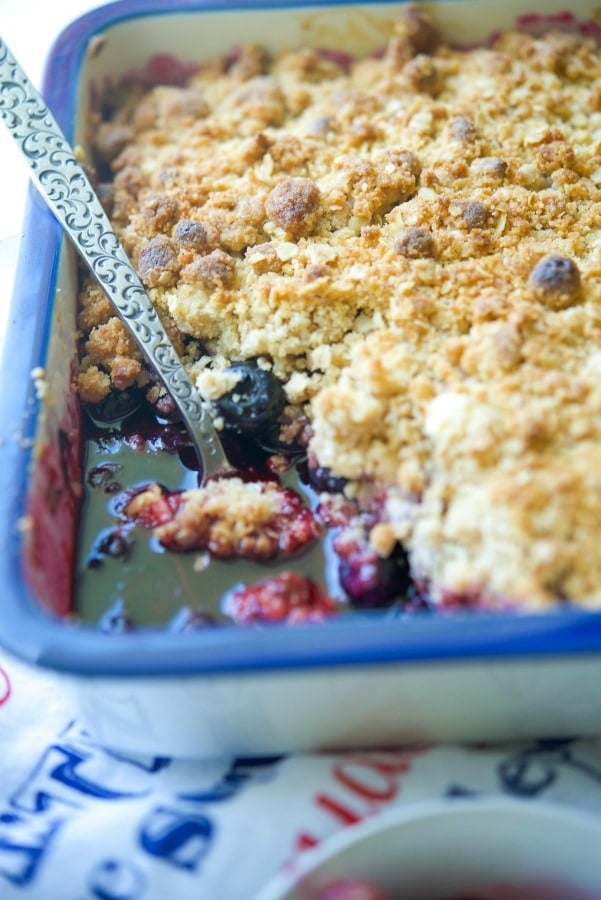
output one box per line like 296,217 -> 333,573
0,37 -> 234,484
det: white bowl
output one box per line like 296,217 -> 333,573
255,797 -> 601,900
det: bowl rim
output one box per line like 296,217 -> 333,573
253,795 -> 601,900
2,0 -> 601,678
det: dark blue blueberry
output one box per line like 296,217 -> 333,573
215,361 -> 286,432
87,462 -> 123,490
307,464 -> 347,494
150,390 -> 178,421
87,387 -> 142,424
89,528 -> 133,565
339,542 -> 412,609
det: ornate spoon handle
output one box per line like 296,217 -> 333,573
0,38 -> 233,483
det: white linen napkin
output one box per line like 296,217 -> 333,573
1,646 -> 601,899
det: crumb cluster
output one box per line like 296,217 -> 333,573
78,7 -> 601,608
124,478 -> 321,559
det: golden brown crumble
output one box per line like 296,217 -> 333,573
78,6 -> 601,609
124,478 -> 320,560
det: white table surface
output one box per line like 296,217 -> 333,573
0,0 -> 104,355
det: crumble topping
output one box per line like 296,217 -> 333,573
123,478 -> 321,560
78,6 -> 601,609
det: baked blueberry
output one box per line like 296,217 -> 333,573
338,540 -> 412,609
529,254 -> 581,308
307,463 -> 348,494
215,361 -> 286,432
90,527 -> 133,564
87,386 -> 142,423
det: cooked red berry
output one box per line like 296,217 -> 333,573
316,878 -> 388,900
315,494 -> 358,527
225,571 -> 338,624
278,506 -> 322,554
438,587 -> 482,610
122,478 -> 321,561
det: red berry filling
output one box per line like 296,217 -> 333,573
122,478 -> 321,561
315,879 -> 388,900
225,572 -> 338,624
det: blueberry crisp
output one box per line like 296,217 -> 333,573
77,5 -> 601,617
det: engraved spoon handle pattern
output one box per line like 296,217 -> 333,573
0,38 -> 233,483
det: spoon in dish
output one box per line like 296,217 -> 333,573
0,37 -> 235,484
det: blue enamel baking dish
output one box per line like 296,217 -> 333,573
1,0 -> 601,756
